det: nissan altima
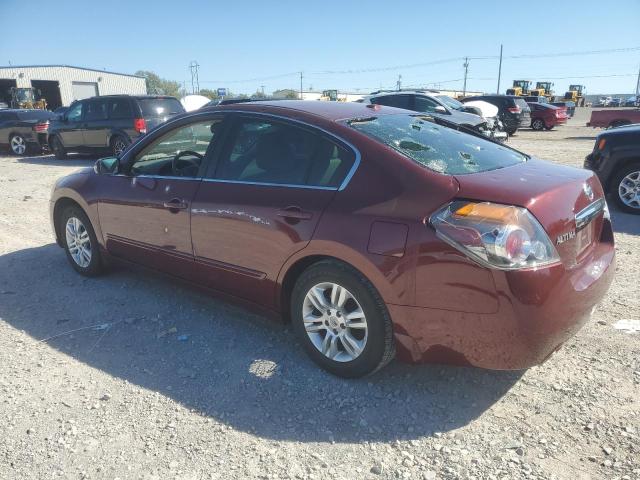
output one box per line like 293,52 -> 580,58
50,101 -> 615,378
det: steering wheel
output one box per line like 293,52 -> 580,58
172,150 -> 203,176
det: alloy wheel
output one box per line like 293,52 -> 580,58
618,170 -> 640,210
302,282 -> 368,362
65,217 -> 92,268
113,139 -> 127,156
10,135 -> 26,155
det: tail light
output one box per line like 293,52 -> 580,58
507,106 -> 521,113
33,121 -> 49,133
133,118 -> 147,134
430,201 -> 560,270
597,138 -> 606,150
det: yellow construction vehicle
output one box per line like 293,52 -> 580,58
9,87 -> 47,109
530,81 -> 554,101
564,85 -> 586,107
506,80 -> 531,96
319,89 -> 346,102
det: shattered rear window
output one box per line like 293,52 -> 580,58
348,114 -> 527,175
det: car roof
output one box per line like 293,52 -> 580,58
600,123 -> 640,135
79,95 -> 178,101
205,100 -> 406,122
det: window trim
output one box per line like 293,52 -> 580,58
118,110 -> 361,191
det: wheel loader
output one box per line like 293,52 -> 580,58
564,85 -> 586,107
9,87 -> 48,110
506,80 -> 531,96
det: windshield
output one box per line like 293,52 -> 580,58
348,114 -> 527,175
436,95 -> 464,111
137,98 -> 185,117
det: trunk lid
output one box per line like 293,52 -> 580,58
453,158 -> 605,268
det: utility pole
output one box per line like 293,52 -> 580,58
462,57 -> 469,96
396,74 -> 402,91
189,61 -> 200,94
635,63 -> 640,98
497,45 -> 503,94
300,72 -> 303,99
260,85 -> 265,96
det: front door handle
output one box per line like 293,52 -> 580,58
163,198 -> 188,211
277,206 -> 313,220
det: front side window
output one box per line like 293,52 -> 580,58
66,102 -> 83,122
349,114 -> 527,175
130,119 -> 221,177
370,95 -> 412,110
414,96 -> 441,113
214,118 -> 354,188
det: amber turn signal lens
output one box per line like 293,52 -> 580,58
454,203 -> 513,222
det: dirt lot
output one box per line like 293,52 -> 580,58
0,107 -> 638,480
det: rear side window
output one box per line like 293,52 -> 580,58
214,118 -> 354,188
137,98 -> 185,117
370,95 -> 412,110
349,114 -> 526,175
108,98 -> 133,119
84,99 -> 108,121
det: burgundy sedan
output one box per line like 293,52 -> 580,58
528,102 -> 568,131
50,101 -> 615,378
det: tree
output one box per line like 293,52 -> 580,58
272,89 -> 299,99
135,70 -> 181,97
199,89 -> 219,100
252,89 -> 267,99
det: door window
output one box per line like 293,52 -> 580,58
414,96 -> 441,113
370,95 -> 412,109
214,118 -> 355,188
130,119 -> 222,178
66,102 -> 83,122
108,98 -> 133,119
84,99 -> 108,121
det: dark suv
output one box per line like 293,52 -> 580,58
461,95 -> 531,135
584,123 -> 640,214
48,95 -> 185,159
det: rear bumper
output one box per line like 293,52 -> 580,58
389,224 -> 615,370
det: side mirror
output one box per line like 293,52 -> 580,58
94,156 -> 119,175
434,105 -> 447,114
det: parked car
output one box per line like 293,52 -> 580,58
523,96 -> 549,104
624,96 -> 638,107
609,98 -> 622,107
585,123 -> 640,214
527,102 -> 568,130
587,109 -> 640,128
360,91 -> 494,137
461,95 -> 531,135
0,109 -> 55,155
598,96 -> 612,107
48,95 -> 185,159
457,99 -> 508,142
551,101 -> 576,118
50,101 -> 615,378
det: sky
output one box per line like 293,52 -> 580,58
2,0 -> 639,96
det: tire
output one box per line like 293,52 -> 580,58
610,162 -> 640,215
290,260 -> 395,378
50,136 -> 67,160
59,205 -> 104,276
9,134 -> 28,156
531,119 -> 545,131
608,120 -> 630,129
544,125 -> 554,131
110,135 -> 129,157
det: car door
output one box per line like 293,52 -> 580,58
82,98 -> 109,148
370,94 -> 413,110
190,114 -> 356,307
59,101 -> 85,147
97,116 -> 222,276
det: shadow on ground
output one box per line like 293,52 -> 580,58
611,206 -> 640,236
0,244 -> 521,443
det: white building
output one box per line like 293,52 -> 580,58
0,65 -> 147,110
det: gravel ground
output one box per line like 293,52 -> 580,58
0,107 -> 638,480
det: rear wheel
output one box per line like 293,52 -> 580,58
544,125 -> 554,131
50,136 -> 67,159
110,135 -> 129,157
611,162 -> 640,214
9,134 -> 27,155
291,260 -> 395,378
531,118 -> 545,131
59,205 -> 104,276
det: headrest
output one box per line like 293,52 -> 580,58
256,132 -> 296,172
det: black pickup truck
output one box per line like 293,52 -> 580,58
584,123 -> 640,214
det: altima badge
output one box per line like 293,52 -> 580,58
583,183 -> 594,201
557,230 -> 576,244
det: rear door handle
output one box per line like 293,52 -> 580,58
163,198 -> 188,210
277,206 -> 313,220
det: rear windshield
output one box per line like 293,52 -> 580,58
514,98 -> 529,110
348,114 -> 527,175
137,98 -> 185,117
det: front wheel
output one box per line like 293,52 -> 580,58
611,162 -> 640,214
291,260 -> 395,378
59,206 -> 104,276
531,119 -> 545,131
